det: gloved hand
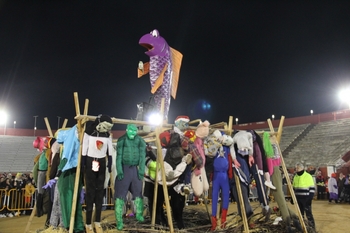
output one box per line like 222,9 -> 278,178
258,170 -> 264,176
117,173 -> 124,180
42,179 -> 57,189
138,172 -> 144,180
167,171 -> 175,180
80,187 -> 85,204
107,156 -> 112,173
182,154 -> 192,165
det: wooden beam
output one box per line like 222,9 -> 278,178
44,117 -> 53,137
151,98 -> 175,233
69,93 -> 89,233
267,117 -> 307,233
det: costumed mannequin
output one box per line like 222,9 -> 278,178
114,124 -> 146,230
263,132 -> 302,233
230,131 -> 255,218
155,126 -> 192,229
82,115 -> 114,233
138,29 -> 183,120
206,130 -> 234,231
233,131 -> 275,189
33,136 -> 51,218
45,137 -> 65,228
41,137 -> 62,228
249,130 -> 273,221
191,120 -> 210,197
45,126 -> 84,233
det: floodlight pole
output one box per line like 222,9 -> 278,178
33,115 -> 38,136
57,116 -> 61,129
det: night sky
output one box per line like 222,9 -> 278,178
1,1 -> 350,130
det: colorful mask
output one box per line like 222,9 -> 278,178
126,124 -> 138,140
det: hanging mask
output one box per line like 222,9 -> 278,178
126,124 -> 138,140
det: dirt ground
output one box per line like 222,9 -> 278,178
0,200 -> 349,233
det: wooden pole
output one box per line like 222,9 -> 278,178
24,203 -> 36,233
69,92 -> 89,233
229,116 -> 250,233
44,117 -> 53,137
234,171 -> 250,232
151,98 -> 174,233
62,118 -> 68,129
267,117 -> 307,233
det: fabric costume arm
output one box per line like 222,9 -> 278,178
137,138 -> 147,179
168,156 -> 191,180
252,142 -> 263,170
107,137 -> 113,173
146,148 -> 157,161
190,143 -> 203,171
82,133 -> 89,156
116,138 -> 124,179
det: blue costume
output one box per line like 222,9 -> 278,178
211,144 -> 230,230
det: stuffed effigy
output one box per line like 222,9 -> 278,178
32,136 -> 51,219
206,130 -> 234,231
114,124 -> 146,230
138,29 -> 183,121
82,114 -> 114,233
55,125 -> 84,233
263,132 -> 302,233
191,120 -> 210,197
230,131 -> 255,219
249,130 -> 273,222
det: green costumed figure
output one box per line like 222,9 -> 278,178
114,124 -> 146,230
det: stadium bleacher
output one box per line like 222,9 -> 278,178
0,136 -> 39,173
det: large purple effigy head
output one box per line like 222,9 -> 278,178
139,29 -> 169,57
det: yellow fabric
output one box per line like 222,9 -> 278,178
170,47 -> 183,99
148,161 -> 157,180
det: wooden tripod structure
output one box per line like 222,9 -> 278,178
228,116 -> 307,233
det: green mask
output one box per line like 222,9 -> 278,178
126,124 -> 138,140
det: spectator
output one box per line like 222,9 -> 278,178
292,162 -> 316,229
338,173 -> 345,201
315,170 -> 325,200
343,174 -> 350,203
24,180 -> 36,207
328,173 -> 338,203
3,178 -> 14,217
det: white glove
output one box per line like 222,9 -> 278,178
258,170 -> 264,176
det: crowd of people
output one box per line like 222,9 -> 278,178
0,172 -> 36,217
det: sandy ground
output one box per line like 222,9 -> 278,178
0,200 -> 350,233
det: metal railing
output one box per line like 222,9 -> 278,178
0,187 -> 115,216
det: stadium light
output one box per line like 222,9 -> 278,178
235,118 -> 238,125
272,114 -> 275,120
339,87 -> 350,109
0,110 -> 8,135
310,110 -> 313,115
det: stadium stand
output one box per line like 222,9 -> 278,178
0,136 -> 39,173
